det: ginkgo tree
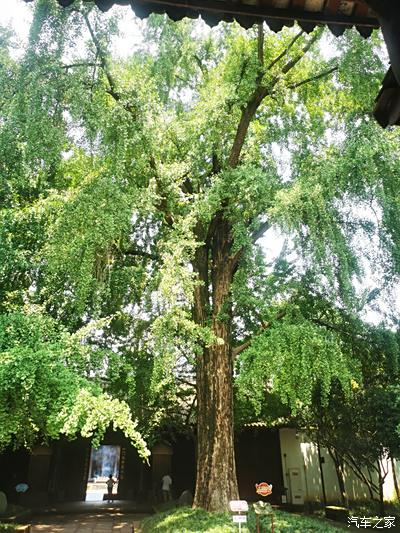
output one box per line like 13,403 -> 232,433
1,0 -> 400,512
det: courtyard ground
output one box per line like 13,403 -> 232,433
30,511 -> 148,532
2,501 -> 399,532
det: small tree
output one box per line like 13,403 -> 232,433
299,324 -> 400,515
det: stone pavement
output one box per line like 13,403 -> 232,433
30,512 -> 148,533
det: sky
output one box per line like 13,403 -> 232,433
1,0 -> 144,58
1,0 -> 32,52
0,0 -> 398,326
1,0 -> 340,60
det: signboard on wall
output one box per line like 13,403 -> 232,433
255,482 -> 273,497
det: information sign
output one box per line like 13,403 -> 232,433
229,500 -> 249,513
232,515 -> 247,523
230,500 -> 248,532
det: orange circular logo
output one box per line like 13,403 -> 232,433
255,482 -> 273,497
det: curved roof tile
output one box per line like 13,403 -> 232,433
24,0 -> 379,37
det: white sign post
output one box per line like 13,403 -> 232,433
230,500 -> 248,533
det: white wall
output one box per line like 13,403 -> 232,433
279,428 -> 399,504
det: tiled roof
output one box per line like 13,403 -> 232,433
24,0 -> 379,37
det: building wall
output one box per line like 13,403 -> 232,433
3,428 -> 397,506
279,428 -> 399,505
169,428 -> 284,503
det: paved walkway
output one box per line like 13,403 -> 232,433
33,501 -> 152,514
30,512 -> 148,532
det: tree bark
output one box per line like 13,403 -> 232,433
192,218 -> 239,511
390,454 -> 400,500
336,459 -> 348,508
328,447 -> 348,508
317,438 -> 327,507
377,460 -> 385,517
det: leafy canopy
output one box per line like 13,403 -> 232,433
1,0 -> 400,446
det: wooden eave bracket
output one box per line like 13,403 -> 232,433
364,1 -> 400,127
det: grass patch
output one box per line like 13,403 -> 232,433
141,506 -> 346,532
349,500 -> 400,519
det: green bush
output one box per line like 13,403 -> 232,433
141,506 -> 345,532
349,500 -> 400,519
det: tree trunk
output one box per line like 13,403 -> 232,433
192,218 -> 240,511
317,438 -> 327,507
336,460 -> 348,508
343,454 -> 377,502
377,460 -> 385,517
329,448 -> 348,508
390,454 -> 400,500
193,327 -> 239,511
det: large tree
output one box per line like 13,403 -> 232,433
2,0 -> 400,511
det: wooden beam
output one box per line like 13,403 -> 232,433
132,0 -> 378,27
375,5 -> 400,86
24,0 -> 380,34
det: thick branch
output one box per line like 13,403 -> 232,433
185,394 -> 197,426
194,54 -> 206,75
281,30 -> 320,75
205,210 -> 223,246
343,453 -> 380,497
228,220 -> 270,274
232,308 -> 286,358
228,85 -> 270,168
121,248 -> 159,262
61,62 -> 101,70
192,237 -> 210,328
82,11 -> 120,102
149,155 -> 175,227
257,23 -> 264,68
181,176 -> 193,195
177,378 -> 197,389
212,150 -> 221,175
311,317 -> 367,341
228,30 -> 319,169
251,220 -> 270,243
228,24 -> 269,169
267,30 -> 304,71
288,65 -> 338,89
232,339 -> 252,359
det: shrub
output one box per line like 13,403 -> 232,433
141,506 -> 345,532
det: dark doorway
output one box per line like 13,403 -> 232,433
235,428 -> 284,503
85,445 -> 121,501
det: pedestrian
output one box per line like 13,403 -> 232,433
106,474 -> 115,502
161,473 -> 172,502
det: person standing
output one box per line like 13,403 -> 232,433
106,474 -> 115,502
161,473 -> 172,502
